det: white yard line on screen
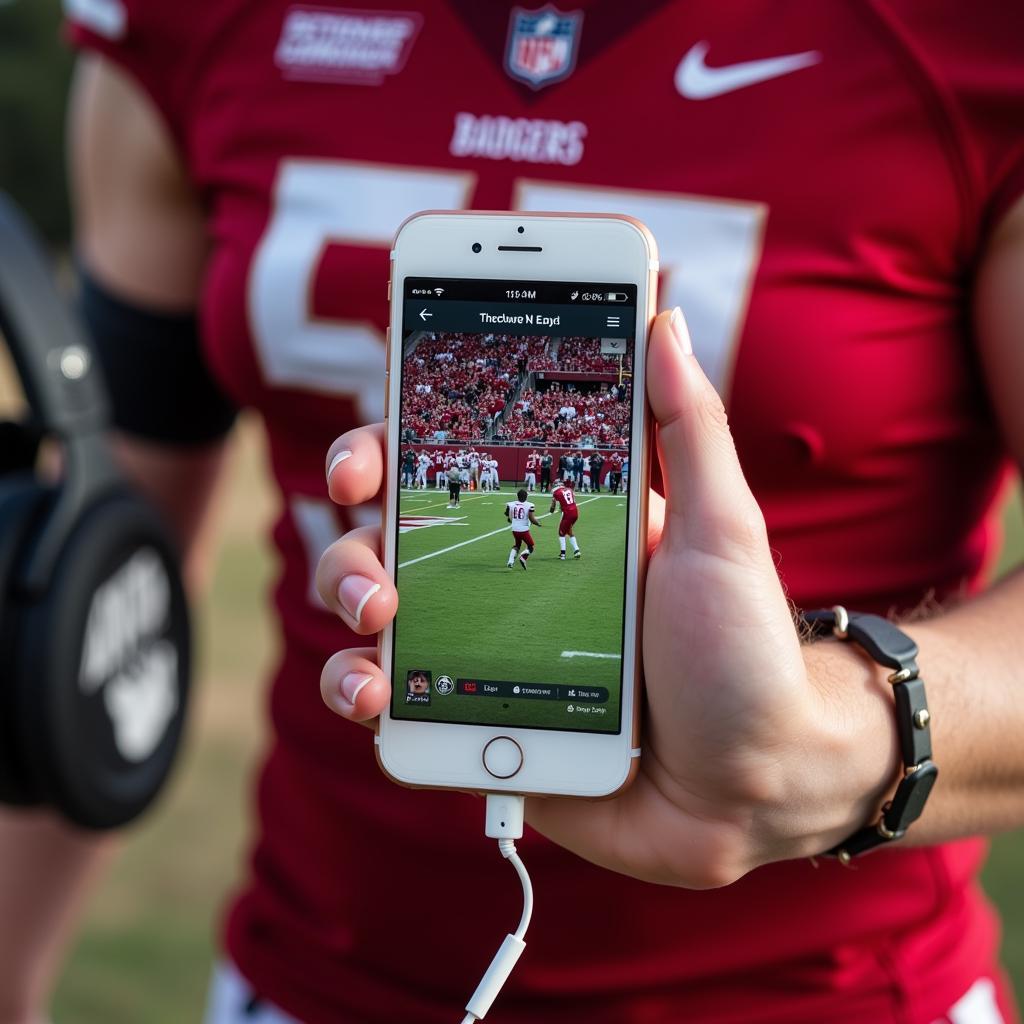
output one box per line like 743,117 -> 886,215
561,651 -> 622,660
399,492 -> 487,515
398,497 -> 598,569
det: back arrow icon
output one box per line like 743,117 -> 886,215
419,308 -> 433,321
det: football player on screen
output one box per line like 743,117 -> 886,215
550,478 -> 581,560
506,488 -> 543,570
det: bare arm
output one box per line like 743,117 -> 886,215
801,193 -> 1024,848
875,193 -> 1024,842
529,510 -> 542,527
0,53 -> 222,1022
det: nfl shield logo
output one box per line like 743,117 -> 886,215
505,5 -> 584,90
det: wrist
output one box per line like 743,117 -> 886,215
729,639 -> 900,871
796,639 -> 902,856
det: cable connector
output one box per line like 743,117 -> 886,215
461,933 -> 526,1023
485,792 -> 525,840
460,795 -> 532,1024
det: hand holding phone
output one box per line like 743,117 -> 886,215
319,291 -> 896,892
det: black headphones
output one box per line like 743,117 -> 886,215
0,193 -> 191,829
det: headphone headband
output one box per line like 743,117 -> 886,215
0,192 -> 109,438
0,192 -> 119,593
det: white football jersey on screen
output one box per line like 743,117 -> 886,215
507,501 -> 534,532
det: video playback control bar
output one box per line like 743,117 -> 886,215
457,679 -> 608,703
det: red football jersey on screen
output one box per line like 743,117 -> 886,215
69,1 -> 1024,1021
553,486 -> 577,514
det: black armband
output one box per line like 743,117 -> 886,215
79,267 -> 237,445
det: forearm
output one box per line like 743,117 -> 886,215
788,200 -> 1024,856
111,433 -> 229,590
806,568 -> 1024,852
0,810 -> 116,1023
902,568 -> 1024,840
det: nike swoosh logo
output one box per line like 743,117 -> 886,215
675,41 -> 821,100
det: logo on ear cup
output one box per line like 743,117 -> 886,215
78,548 -> 179,762
102,640 -> 178,762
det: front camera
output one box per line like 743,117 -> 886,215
517,225 -> 525,234
472,242 -> 482,253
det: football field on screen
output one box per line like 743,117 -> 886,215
392,484 -> 629,732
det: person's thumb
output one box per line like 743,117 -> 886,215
646,307 -> 767,560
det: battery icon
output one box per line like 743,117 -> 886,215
606,292 -> 628,302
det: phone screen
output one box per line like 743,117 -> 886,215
390,277 -> 638,734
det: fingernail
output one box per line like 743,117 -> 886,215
669,307 -> 693,355
326,450 -> 352,483
340,672 -> 374,708
338,575 -> 381,625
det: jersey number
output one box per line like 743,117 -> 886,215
515,180 -> 765,397
248,161 -> 474,604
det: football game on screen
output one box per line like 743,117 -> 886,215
391,278 -> 637,734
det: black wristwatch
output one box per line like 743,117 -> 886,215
803,606 -> 939,864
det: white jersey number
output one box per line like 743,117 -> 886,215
515,180 -> 766,396
248,160 -> 473,606
250,160 -> 474,420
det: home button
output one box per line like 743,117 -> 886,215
482,736 -> 524,779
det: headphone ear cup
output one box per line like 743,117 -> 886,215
0,474 -> 53,806
13,490 -> 191,829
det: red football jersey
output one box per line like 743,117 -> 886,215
553,485 -> 578,515
68,1 -> 1024,1021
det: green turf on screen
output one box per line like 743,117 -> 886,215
392,485 -> 628,732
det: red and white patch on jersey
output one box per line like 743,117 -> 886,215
399,515 -> 466,533
504,5 -> 583,90
275,6 -> 423,85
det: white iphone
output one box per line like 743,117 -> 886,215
378,212 -> 657,799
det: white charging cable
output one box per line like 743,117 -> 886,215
459,794 -> 533,1023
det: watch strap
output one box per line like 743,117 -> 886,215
804,607 -> 938,864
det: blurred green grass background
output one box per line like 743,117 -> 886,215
49,420 -> 1024,1021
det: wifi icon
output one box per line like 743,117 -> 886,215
434,287 -> 445,296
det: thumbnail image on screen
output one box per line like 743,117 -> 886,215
390,278 -> 637,735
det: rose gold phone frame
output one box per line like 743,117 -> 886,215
377,211 -> 657,801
